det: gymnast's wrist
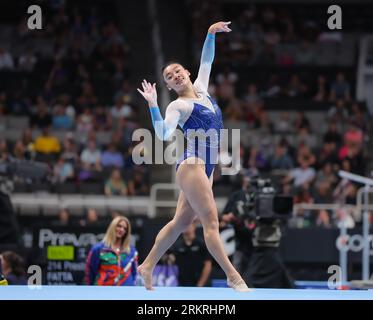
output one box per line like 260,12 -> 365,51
207,31 -> 216,38
148,103 -> 158,109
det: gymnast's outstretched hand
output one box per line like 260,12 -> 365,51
208,21 -> 232,34
137,79 -> 158,107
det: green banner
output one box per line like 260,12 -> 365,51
47,246 -> 75,261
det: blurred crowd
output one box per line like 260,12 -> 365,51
0,0 -> 149,195
185,2 -> 372,229
0,0 -> 371,227
187,0 -> 354,67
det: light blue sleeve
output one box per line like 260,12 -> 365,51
149,102 -> 180,141
195,33 -> 215,91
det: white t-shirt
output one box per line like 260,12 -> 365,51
81,149 -> 101,165
289,167 -> 316,187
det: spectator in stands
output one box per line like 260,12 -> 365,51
328,99 -> 349,123
296,127 -> 317,150
294,111 -> 311,132
312,163 -> 335,228
243,83 -> 262,106
76,107 -> 94,133
339,142 -> 365,175
9,90 -> 30,116
350,102 -> 369,133
53,155 -> 74,183
171,222 -> 212,287
33,127 -> 61,156
215,67 -> 238,110
53,208 -> 71,226
113,80 -> 137,106
105,168 -> 128,196
110,95 -> 134,124
293,187 -> 314,228
101,143 -> 124,168
225,99 -> 244,121
93,105 -> 112,131
256,111 -> 274,134
0,138 -> 9,161
270,142 -> 294,170
0,47 -> 14,70
323,121 -> 342,146
295,40 -> 315,65
313,75 -> 328,102
52,104 -> 73,130
81,139 -> 102,172
18,48 -> 37,72
283,154 -> 316,190
274,112 -> 292,133
329,72 -> 351,102
278,47 -> 295,66
246,146 -> 267,172
314,162 -> 337,192
59,94 -> 76,124
110,210 -> 122,220
80,208 -> 100,227
343,120 -> 364,150
285,74 -> 308,98
13,140 -> 27,160
263,74 -> 281,98
61,135 -> 79,166
128,169 -> 149,196
85,216 -> 138,285
333,207 -> 355,229
317,141 -> 339,170
21,128 -> 35,160
258,43 -> 276,65
29,97 -> 52,129
315,209 -> 332,228
0,251 -> 27,285
296,142 -> 316,167
264,28 -> 281,46
48,59 -> 68,89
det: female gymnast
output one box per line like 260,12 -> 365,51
137,21 -> 250,292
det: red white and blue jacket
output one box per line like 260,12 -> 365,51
85,242 -> 138,286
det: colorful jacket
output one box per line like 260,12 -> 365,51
85,242 -> 138,286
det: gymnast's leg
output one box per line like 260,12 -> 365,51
138,191 -> 196,290
176,158 -> 250,291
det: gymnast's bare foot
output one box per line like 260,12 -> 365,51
138,264 -> 154,290
227,274 -> 252,292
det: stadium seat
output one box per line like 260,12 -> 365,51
54,182 -> 78,194
79,182 -> 103,195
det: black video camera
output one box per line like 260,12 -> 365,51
244,177 -> 293,221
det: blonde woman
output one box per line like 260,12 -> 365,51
85,216 -> 138,286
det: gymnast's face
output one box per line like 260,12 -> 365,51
163,63 -> 192,93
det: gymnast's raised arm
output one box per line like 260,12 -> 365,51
195,21 -> 232,91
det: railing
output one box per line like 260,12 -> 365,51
148,183 -> 180,218
294,184 -> 373,282
10,183 -> 229,218
11,193 -> 150,217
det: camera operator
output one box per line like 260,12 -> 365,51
245,177 -> 295,289
220,175 -> 255,283
221,174 -> 295,289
